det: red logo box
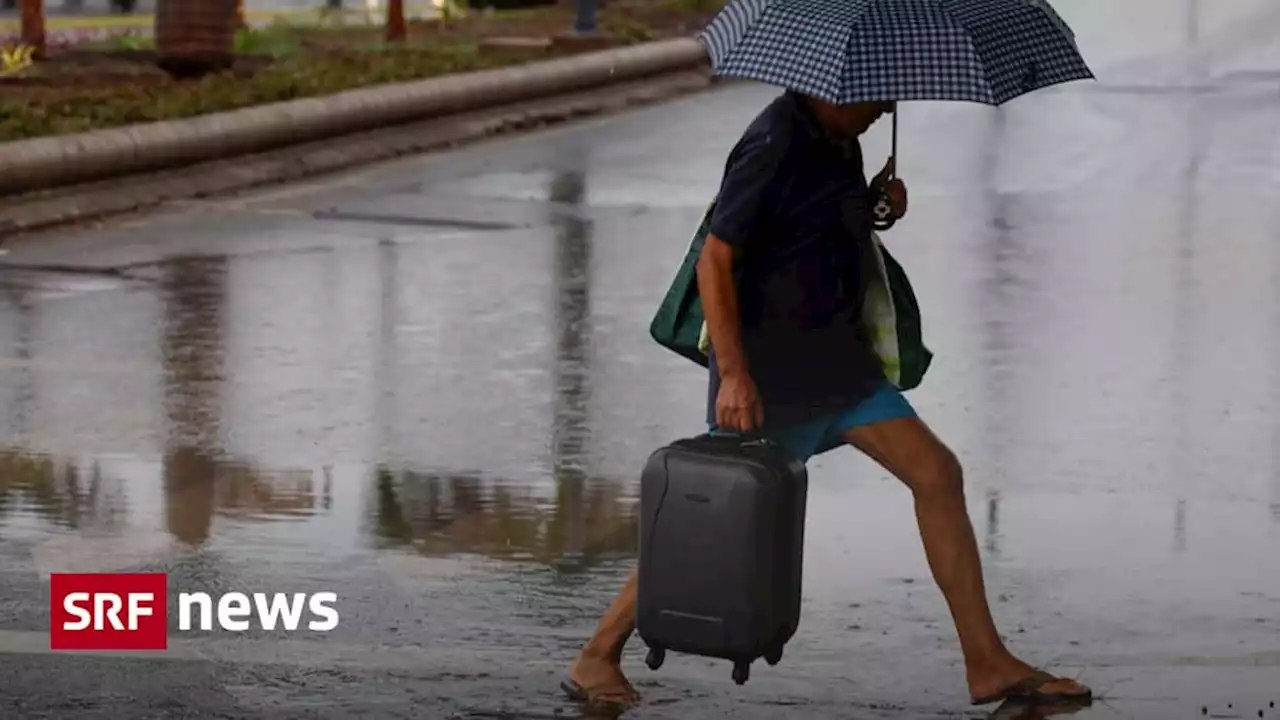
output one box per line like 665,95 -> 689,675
50,573 -> 169,651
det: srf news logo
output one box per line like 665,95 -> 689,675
50,573 -> 340,651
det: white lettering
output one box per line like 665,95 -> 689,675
253,593 -> 306,631
96,593 -> 123,631
63,592 -> 92,631
171,591 -> 340,632
308,592 -> 339,632
217,592 -> 251,632
126,593 -> 154,631
179,592 -> 213,631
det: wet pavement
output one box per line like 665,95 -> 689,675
1,1 -> 1280,718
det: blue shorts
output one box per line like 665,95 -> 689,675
711,380 -> 917,462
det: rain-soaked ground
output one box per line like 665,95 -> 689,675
1,2 -> 1279,718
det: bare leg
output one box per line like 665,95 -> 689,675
841,417 -> 1090,703
567,570 -> 642,706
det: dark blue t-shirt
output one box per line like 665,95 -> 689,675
706,91 -> 884,429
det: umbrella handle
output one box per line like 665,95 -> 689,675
891,110 -> 898,178
872,191 -> 897,231
872,110 -> 899,230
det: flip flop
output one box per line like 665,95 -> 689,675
993,695 -> 1096,719
560,679 -> 638,712
971,670 -> 1093,706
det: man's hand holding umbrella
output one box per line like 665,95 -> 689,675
872,155 -> 908,224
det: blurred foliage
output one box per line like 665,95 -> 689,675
0,44 -> 500,140
439,0 -> 468,23
109,32 -> 153,51
601,16 -> 653,43
660,0 -> 727,12
93,24 -> 304,56
1,42 -> 36,76
0,1 -> 726,143
233,23 -> 305,57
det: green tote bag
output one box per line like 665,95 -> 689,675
648,199 -> 933,391
648,201 -> 716,368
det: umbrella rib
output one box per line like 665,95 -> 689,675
701,0 -> 774,76
937,0 -> 999,105
838,18 -> 860,105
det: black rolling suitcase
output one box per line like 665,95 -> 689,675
636,433 -> 808,685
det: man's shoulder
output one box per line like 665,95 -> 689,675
727,93 -> 800,170
746,92 -> 801,135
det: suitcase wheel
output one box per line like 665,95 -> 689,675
763,645 -> 784,666
645,646 -> 665,671
732,661 -> 750,685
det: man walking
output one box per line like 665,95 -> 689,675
563,90 -> 1092,710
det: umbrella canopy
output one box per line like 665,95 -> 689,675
699,0 -> 1094,106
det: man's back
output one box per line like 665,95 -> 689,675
705,91 -> 884,430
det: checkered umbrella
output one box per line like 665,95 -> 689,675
699,0 -> 1094,106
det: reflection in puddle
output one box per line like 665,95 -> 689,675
0,452 -> 125,531
369,467 -> 637,571
0,446 -> 634,571
0,448 -> 335,543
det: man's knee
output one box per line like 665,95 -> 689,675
904,442 -> 964,499
843,417 -> 965,498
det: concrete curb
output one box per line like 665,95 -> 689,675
0,37 -> 709,197
0,70 -> 715,240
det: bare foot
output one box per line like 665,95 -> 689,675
565,653 -> 641,709
968,655 -> 1091,705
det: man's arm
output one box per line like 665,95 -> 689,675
697,232 -> 763,432
697,235 -> 747,380
697,128 -> 786,431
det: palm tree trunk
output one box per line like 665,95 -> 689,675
19,0 -> 45,59
386,0 -> 406,43
155,0 -> 238,79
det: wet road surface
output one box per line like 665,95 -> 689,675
1,1 -> 1280,718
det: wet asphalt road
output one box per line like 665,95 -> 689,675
2,2 -> 1280,718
